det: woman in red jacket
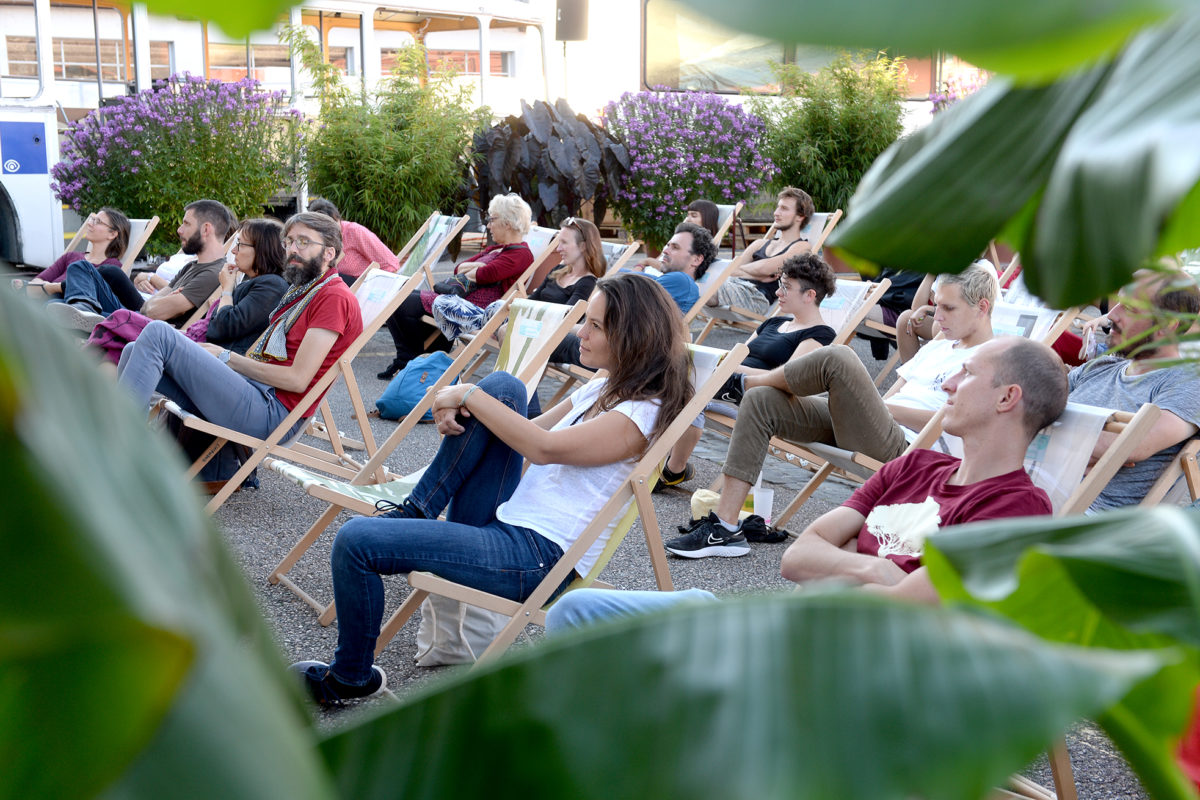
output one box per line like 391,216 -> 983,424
379,193 -> 534,380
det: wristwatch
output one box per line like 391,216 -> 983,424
219,349 -> 231,364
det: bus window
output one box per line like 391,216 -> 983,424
643,0 -> 801,93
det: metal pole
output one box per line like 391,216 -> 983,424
91,0 -> 104,104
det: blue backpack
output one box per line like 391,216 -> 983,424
375,351 -> 457,421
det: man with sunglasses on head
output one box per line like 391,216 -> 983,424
49,199 -> 234,332
115,212 -> 363,453
1066,268 -> 1200,510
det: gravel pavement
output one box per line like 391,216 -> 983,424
209,259 -> 1150,798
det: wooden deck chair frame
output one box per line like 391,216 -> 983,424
713,200 -> 744,249
263,297 -> 590,621
1138,438 -> 1200,506
692,210 -> 844,344
371,342 -> 750,664
420,227 -> 564,349
602,239 -> 641,273
64,213 -> 161,276
395,211 -> 469,289
161,265 -> 426,512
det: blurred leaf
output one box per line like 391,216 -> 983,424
684,0 -> 1182,80
1028,10 -> 1200,302
319,593 -> 1163,800
926,507 -> 1200,799
0,290 -> 333,798
828,67 -> 1108,291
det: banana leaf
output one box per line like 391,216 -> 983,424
319,592 -> 1166,800
0,290 -> 332,800
926,507 -> 1200,800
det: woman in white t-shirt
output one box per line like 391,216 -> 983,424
292,271 -> 694,705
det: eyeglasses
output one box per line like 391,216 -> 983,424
282,236 -> 322,251
90,217 -> 114,231
777,279 -> 813,296
233,241 -> 255,252
563,217 -> 580,229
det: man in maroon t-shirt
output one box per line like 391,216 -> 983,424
779,336 -> 1068,602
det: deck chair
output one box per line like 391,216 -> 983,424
602,239 -> 641,273
370,341 -> 749,664
64,214 -> 160,275
692,210 -> 844,344
305,215 -> 466,451
395,211 -> 469,289
157,265 -> 425,513
1137,438 -> 1200,506
264,297 -> 589,621
713,201 -> 744,250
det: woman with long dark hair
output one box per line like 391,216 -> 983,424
291,271 -> 694,704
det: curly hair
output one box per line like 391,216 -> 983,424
781,252 -> 837,303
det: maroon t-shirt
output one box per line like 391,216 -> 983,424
271,273 -> 363,417
844,449 -> 1052,573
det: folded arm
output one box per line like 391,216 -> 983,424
204,327 -> 339,393
1090,409 -> 1197,466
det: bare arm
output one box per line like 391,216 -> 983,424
201,328 -> 339,393
432,382 -> 648,467
733,239 -> 812,281
134,272 -> 169,293
1090,409 -> 1197,466
860,567 -> 939,603
885,401 -> 937,433
780,507 -> 907,586
140,288 -> 195,322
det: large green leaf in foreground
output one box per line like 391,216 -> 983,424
926,507 -> 1200,800
320,592 -> 1164,800
686,0 -> 1181,80
0,289 -> 332,800
828,8 -> 1200,307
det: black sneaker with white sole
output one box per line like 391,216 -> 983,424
715,373 -> 746,404
665,512 -> 751,558
289,660 -> 387,707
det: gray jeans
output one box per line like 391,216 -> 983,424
723,345 -> 909,484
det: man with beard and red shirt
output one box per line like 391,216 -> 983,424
116,211 -> 363,446
50,199 -> 233,331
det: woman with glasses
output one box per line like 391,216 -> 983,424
12,208 -> 131,298
379,194 -> 534,380
658,252 -> 839,489
430,216 -> 607,344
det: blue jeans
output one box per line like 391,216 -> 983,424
117,320 -> 297,439
544,588 -> 718,634
62,259 -> 140,314
329,371 -> 570,683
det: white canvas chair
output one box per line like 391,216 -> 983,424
602,239 -> 640,273
693,209 -> 844,344
713,200 -> 744,249
369,342 -> 749,664
157,264 -> 425,512
64,213 -> 160,275
265,297 -> 589,622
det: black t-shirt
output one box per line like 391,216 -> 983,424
744,316 -> 837,370
530,273 -> 597,307
745,237 -> 808,304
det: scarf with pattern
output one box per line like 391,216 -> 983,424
246,269 -> 340,362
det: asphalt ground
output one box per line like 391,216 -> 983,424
200,254 -> 1151,798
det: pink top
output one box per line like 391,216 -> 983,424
36,251 -> 121,283
337,220 -> 399,278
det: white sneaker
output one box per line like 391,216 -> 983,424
48,301 -> 105,332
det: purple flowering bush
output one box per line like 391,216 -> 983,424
51,74 -> 301,255
929,70 -> 990,114
604,90 -> 774,249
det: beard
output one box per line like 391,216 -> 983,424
284,252 -> 327,286
180,229 -> 203,255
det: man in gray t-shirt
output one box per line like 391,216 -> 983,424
1068,270 -> 1200,510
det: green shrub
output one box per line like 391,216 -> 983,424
51,74 -> 301,256
285,29 -> 487,251
752,53 -> 906,213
